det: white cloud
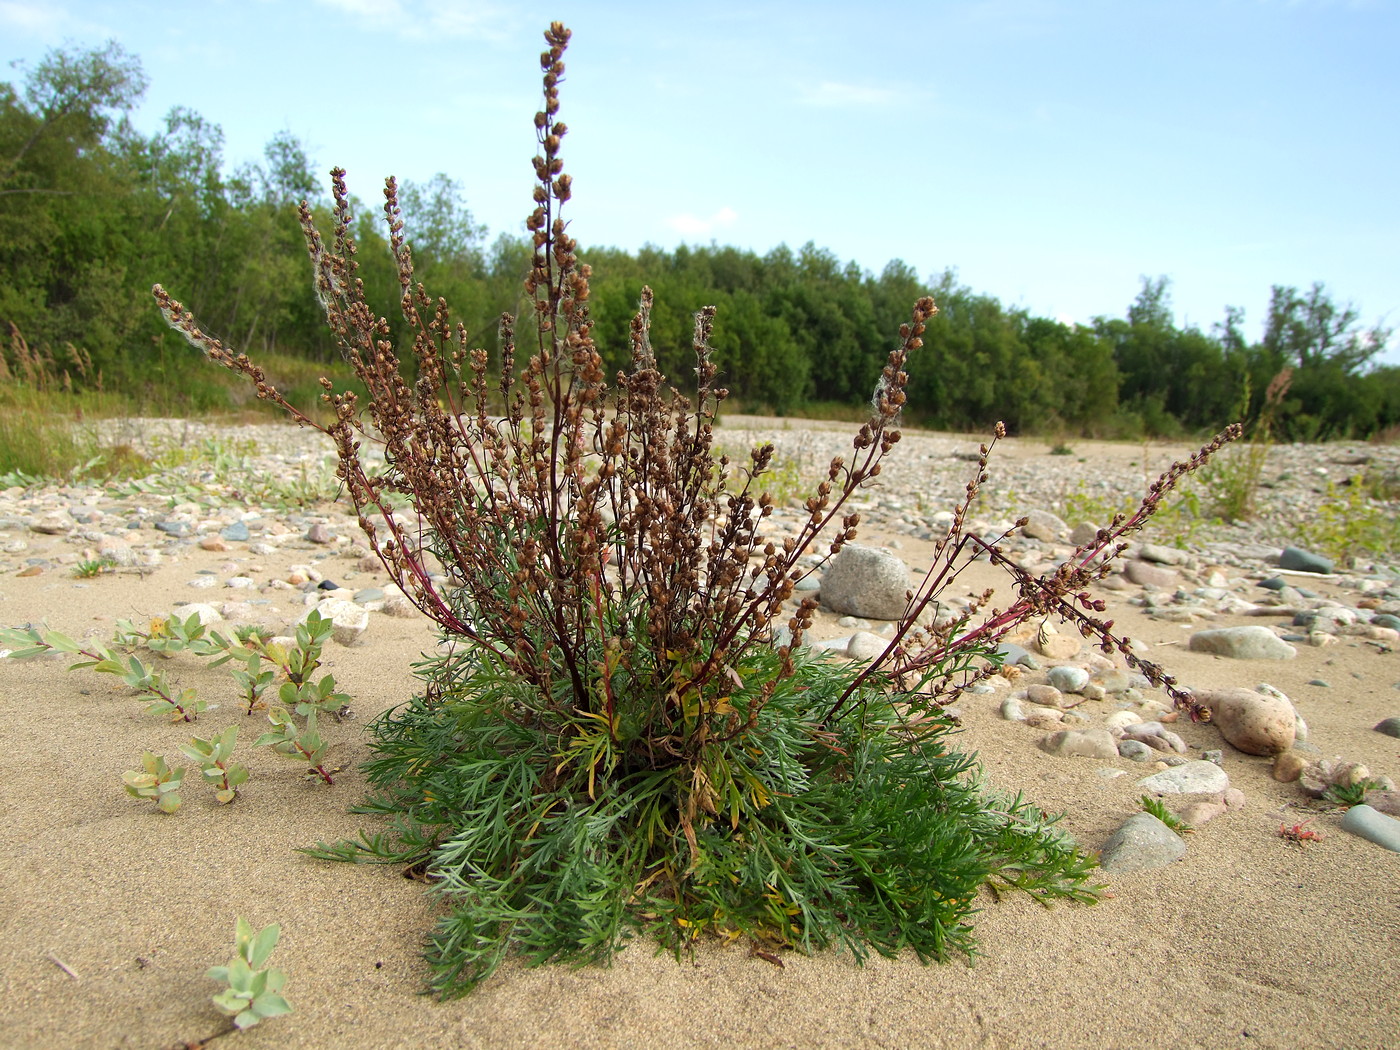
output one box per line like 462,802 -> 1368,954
0,0 -> 90,37
666,206 -> 738,237
312,0 -> 515,41
799,80 -> 899,108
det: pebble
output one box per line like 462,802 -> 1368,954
301,597 -> 369,646
1339,805 -> 1400,853
1137,761 -> 1230,795
1033,625 -> 1082,660
1364,791 -> 1400,817
1279,546 -> 1334,575
1025,684 -> 1065,708
179,603 -> 225,626
29,513 -> 71,535
1120,721 -> 1187,753
1040,728 -> 1118,760
1188,626 -> 1297,660
1124,560 -> 1178,588
996,642 -> 1035,668
1177,799 -> 1228,826
1098,813 -> 1187,872
1000,698 -> 1027,722
1137,544 -> 1191,566
1069,522 -> 1100,546
845,631 -> 888,661
1020,509 -> 1067,542
1375,717 -> 1400,739
1193,687 -> 1297,756
1047,665 -> 1090,694
1272,751 -> 1308,782
381,594 -> 418,618
221,521 -> 251,542
1117,739 -> 1155,762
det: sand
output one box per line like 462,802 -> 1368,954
0,425 -> 1397,1050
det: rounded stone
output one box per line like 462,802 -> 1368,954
1272,751 -> 1308,783
1099,813 -> 1187,872
816,544 -> 911,620
1124,559 -> 1178,589
845,631 -> 889,661
1177,800 -> 1228,826
1374,717 -> 1400,739
1188,626 -> 1297,660
1339,805 -> 1400,853
1196,687 -> 1296,756
1047,665 -> 1090,694
1137,760 -> 1231,795
1021,509 -> 1068,542
1117,739 -> 1155,762
1026,684 -> 1065,708
1279,546 -> 1334,575
302,598 -> 369,646
1039,728 -> 1118,759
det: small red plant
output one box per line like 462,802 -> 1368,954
1279,819 -> 1323,846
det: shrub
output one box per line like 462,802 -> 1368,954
153,22 -> 1233,996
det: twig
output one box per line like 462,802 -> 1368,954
46,952 -> 79,980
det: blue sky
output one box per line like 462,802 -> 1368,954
4,0 -> 1398,361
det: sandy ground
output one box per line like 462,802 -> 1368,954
0,426 -> 1398,1050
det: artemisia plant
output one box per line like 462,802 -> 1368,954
153,22 -> 1233,996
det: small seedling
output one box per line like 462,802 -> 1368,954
282,610 -> 332,686
206,918 -> 294,1030
279,672 -> 353,721
180,726 -> 249,804
114,612 -> 230,659
73,555 -> 118,579
1139,795 -> 1193,835
122,752 -> 184,814
96,653 -> 210,721
230,654 -> 277,714
1321,779 -> 1383,809
234,623 -> 275,648
255,706 -> 335,784
0,625 -> 210,721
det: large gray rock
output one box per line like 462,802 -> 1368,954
1188,626 -> 1296,660
1195,687 -> 1296,756
1099,813 -> 1187,872
817,544 -> 911,620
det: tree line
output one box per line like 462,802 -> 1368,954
3,41 -> 1397,438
